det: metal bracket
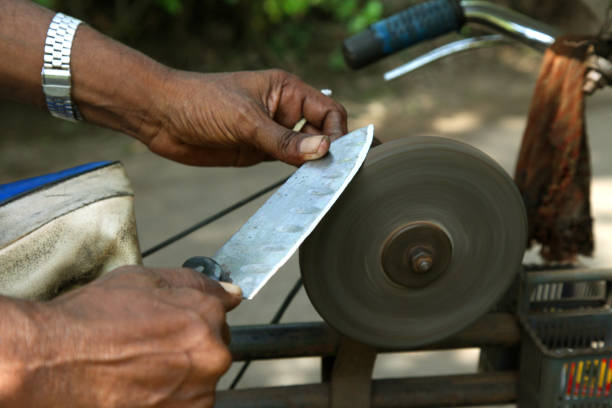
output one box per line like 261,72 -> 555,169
583,45 -> 612,95
328,337 -> 378,408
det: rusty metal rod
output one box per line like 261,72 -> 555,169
230,313 -> 519,361
215,371 -> 517,407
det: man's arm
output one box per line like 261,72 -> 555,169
0,0 -> 50,106
0,0 -> 165,135
0,0 -> 348,166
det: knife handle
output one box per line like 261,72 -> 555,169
183,256 -> 232,282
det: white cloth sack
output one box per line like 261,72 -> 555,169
0,163 -> 141,300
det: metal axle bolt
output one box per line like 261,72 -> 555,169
411,249 -> 433,274
381,222 -> 451,288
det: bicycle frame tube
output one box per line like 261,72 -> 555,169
384,34 -> 507,81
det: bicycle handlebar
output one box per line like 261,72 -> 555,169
461,1 -> 558,51
343,0 -> 560,70
343,0 -> 463,69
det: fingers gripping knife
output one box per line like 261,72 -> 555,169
183,125 -> 374,299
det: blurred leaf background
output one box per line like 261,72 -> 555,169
34,0 -> 384,71
32,0 -> 598,74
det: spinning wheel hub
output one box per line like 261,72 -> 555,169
381,222 -> 452,288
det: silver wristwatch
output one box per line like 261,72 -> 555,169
41,13 -> 82,122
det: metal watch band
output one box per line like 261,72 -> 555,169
41,13 -> 82,122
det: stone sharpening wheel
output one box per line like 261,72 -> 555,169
299,137 -> 527,349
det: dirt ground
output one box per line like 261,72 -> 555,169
3,31 -> 612,407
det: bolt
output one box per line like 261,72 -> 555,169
417,259 -> 432,272
410,248 -> 433,274
583,70 -> 604,95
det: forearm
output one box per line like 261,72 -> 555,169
0,0 -> 51,107
70,21 -> 170,143
0,296 -> 41,403
0,0 -> 169,143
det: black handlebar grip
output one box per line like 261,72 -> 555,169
343,0 -> 464,69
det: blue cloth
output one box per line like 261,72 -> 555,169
0,161 -> 113,205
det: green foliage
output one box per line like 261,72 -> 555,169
32,0 -> 384,69
226,0 -> 384,66
349,1 -> 384,32
34,0 -> 55,7
35,0 -> 183,15
35,0 -> 382,29
256,0 -> 383,33
154,0 -> 183,15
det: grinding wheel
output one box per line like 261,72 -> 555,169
299,137 -> 527,349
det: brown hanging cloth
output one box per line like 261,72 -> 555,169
514,36 -> 594,263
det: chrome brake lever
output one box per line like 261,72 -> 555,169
384,34 -> 507,82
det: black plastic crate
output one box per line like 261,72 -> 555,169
519,312 -> 612,407
518,268 -> 612,408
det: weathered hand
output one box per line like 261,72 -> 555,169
145,69 -> 348,166
9,266 -> 241,408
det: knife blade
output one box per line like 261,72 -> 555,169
184,124 -> 374,299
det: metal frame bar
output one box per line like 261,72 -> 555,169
230,313 -> 520,361
526,268 -> 612,284
384,34 -> 507,81
216,372 -> 518,407
225,314 -> 520,406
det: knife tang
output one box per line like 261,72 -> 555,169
183,256 -> 232,282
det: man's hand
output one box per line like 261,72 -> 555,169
145,69 -> 348,166
72,26 -> 349,167
5,266 -> 241,408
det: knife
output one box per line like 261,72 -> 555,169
183,124 -> 374,299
